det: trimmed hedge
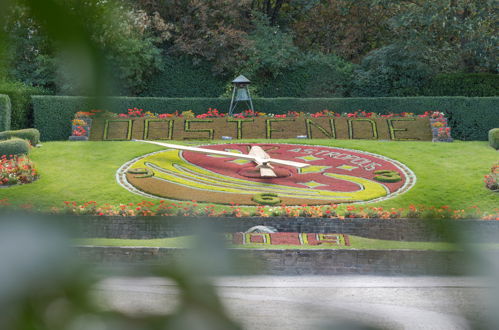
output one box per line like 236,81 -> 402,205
0,128 -> 40,146
0,138 -> 30,156
0,94 -> 11,131
423,73 -> 498,97
32,96 -> 499,141
489,128 -> 499,149
140,56 -> 227,97
0,81 -> 48,130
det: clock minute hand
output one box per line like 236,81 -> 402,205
133,140 -> 310,169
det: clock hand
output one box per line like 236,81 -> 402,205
133,140 -> 310,169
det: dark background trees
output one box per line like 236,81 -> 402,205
1,0 -> 497,98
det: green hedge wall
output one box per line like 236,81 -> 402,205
423,73 -> 498,97
140,56 -> 227,97
0,94 -> 11,131
0,81 -> 48,130
33,96 -> 499,141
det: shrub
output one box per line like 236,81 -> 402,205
423,73 -> 498,97
33,95 -> 499,141
489,128 -> 499,149
0,94 -> 11,131
140,56 -> 227,97
0,81 -> 48,129
0,128 -> 40,146
257,54 -> 354,98
351,44 -> 433,97
0,138 -> 30,157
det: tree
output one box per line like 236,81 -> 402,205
135,0 -> 253,75
292,0 -> 395,63
1,1 -> 164,95
377,0 -> 497,72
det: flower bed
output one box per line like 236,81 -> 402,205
484,162 -> 499,192
34,200 -> 498,220
83,107 -> 443,120
228,232 -> 350,246
0,155 -> 39,186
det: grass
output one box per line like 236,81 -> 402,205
74,235 -> 459,251
1,139 -> 497,212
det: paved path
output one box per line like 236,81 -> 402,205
94,276 -> 495,330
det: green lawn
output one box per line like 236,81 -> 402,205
75,235 -> 459,251
1,139 -> 497,212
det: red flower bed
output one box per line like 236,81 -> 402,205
0,155 -> 39,186
76,108 -> 445,120
33,200 -> 498,220
229,232 -> 350,246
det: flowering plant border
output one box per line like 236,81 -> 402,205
10,200 -> 490,220
0,155 -> 39,186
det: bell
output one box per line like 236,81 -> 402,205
235,88 -> 250,101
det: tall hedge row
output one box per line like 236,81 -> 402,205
0,81 -> 48,130
32,95 -> 499,141
140,56 -> 227,97
423,73 -> 499,97
0,94 -> 11,131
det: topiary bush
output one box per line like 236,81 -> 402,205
0,128 -> 40,146
0,138 -> 30,156
489,128 -> 499,149
0,81 -> 48,129
0,94 -> 11,131
423,73 -> 498,97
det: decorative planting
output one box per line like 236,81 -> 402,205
0,154 -> 39,186
484,163 -> 499,192
227,232 -> 350,247
118,143 -> 416,205
32,95 -> 499,141
87,109 -> 434,141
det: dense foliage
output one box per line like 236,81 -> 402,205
423,73 -> 499,97
2,0 -> 496,99
0,80 -> 47,129
0,94 -> 10,131
1,1 -> 164,96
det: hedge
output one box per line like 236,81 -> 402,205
0,138 -> 30,156
0,128 -> 40,146
0,81 -> 48,130
423,73 -> 498,97
140,56 -> 227,97
0,94 -> 11,131
489,128 -> 499,149
32,96 -> 499,141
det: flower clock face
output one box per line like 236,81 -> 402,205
118,143 -> 416,205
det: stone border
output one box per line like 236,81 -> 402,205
72,216 -> 499,242
75,246 -> 479,275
